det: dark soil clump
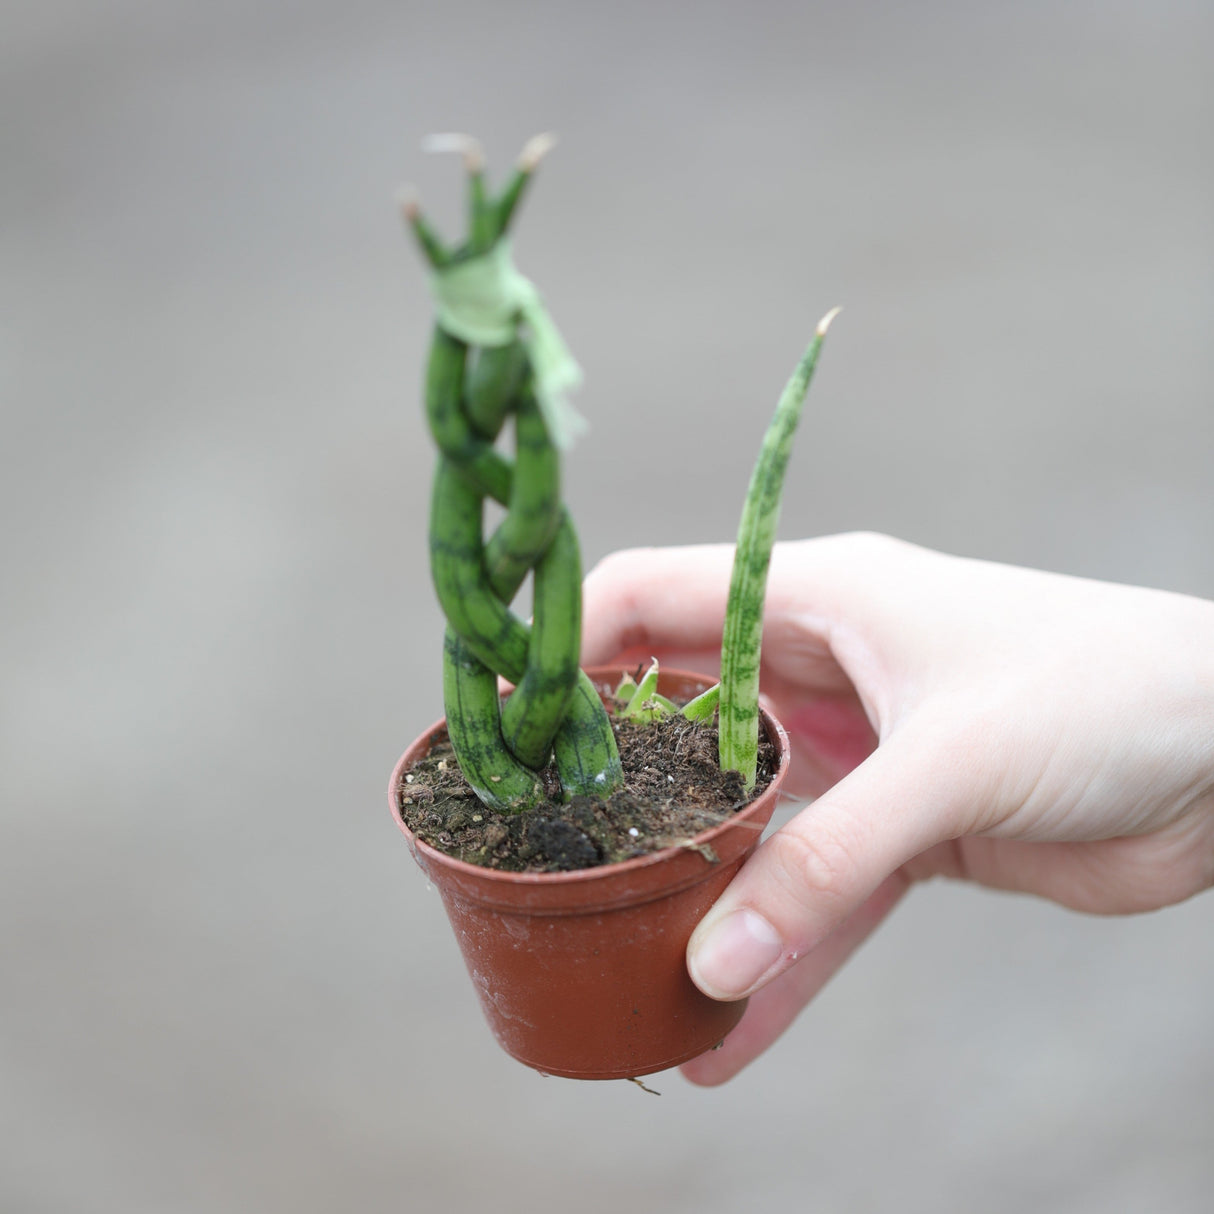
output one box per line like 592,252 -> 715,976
398,711 -> 777,873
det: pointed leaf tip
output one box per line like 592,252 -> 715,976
421,132 -> 485,171
518,132 -> 558,171
817,306 -> 843,337
396,185 -> 420,220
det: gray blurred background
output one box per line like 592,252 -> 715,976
3,2 -> 1212,1211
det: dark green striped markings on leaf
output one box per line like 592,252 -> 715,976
718,309 -> 840,790
405,136 -> 622,813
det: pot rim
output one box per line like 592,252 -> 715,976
389,667 -> 790,890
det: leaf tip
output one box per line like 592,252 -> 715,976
817,306 -> 843,338
421,132 -> 485,172
518,131 -> 558,172
396,185 -> 421,221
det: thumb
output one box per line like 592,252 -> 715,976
688,723 -> 979,1000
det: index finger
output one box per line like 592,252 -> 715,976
580,544 -> 737,666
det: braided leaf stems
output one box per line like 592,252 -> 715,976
404,136 -> 623,812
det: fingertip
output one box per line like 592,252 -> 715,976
679,1052 -> 734,1087
680,875 -> 909,1087
687,907 -> 784,1001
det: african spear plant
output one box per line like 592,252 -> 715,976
402,134 -> 834,816
401,133 -> 625,813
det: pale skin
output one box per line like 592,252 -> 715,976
580,533 -> 1214,1085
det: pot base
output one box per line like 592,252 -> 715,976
512,1037 -> 737,1083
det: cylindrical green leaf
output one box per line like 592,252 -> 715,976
719,312 -> 838,788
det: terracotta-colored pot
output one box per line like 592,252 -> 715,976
389,667 -> 790,1080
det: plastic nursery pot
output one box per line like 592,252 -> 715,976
389,666 -> 791,1080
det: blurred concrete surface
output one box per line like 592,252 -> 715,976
2,2 -> 1212,1211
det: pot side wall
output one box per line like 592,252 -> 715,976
391,668 -> 791,1079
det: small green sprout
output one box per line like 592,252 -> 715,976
679,682 -> 721,724
616,658 -> 678,724
612,672 -> 640,703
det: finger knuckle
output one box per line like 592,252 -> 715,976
767,814 -> 861,912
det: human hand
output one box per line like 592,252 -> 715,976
581,533 -> 1214,1084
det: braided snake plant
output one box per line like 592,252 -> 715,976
402,135 -> 835,812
